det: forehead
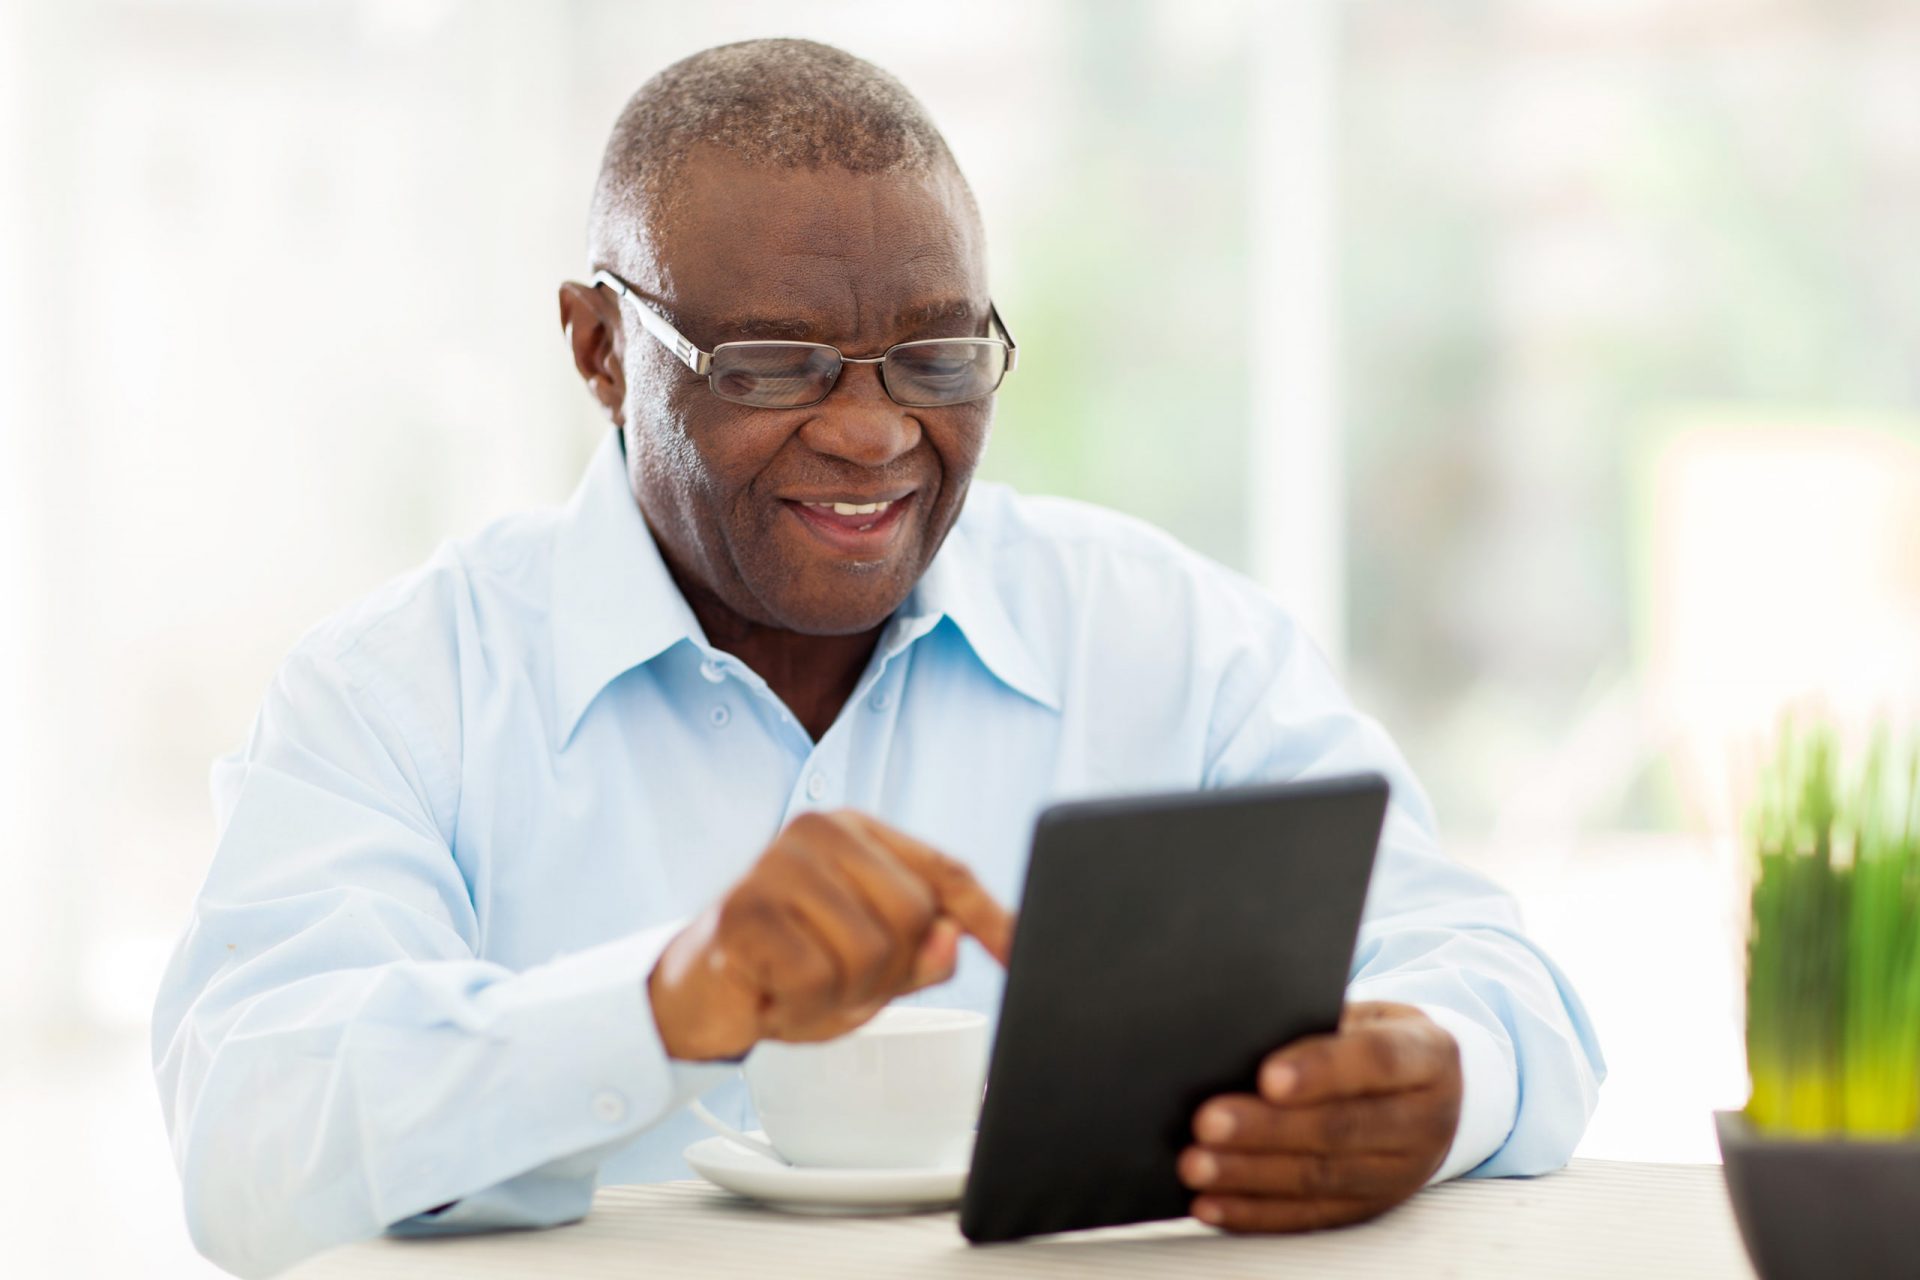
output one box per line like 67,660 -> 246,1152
650,149 -> 986,333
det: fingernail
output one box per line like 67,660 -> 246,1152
1262,1063 -> 1297,1100
1194,1199 -> 1224,1225
1197,1107 -> 1235,1143
1187,1152 -> 1218,1185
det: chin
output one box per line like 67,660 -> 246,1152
763,565 -> 918,636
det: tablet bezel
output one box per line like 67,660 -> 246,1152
959,773 -> 1390,1244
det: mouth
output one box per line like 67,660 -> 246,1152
780,492 -> 916,557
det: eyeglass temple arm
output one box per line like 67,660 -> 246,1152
989,302 -> 1018,373
591,270 -> 712,376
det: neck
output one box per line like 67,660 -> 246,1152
672,571 -> 883,742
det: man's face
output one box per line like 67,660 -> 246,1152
615,150 -> 995,637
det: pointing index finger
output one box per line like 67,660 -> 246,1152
839,811 -> 1015,966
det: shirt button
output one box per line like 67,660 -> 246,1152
805,773 -> 827,802
699,659 -> 725,683
869,690 -> 892,713
592,1089 -> 628,1125
710,705 -> 731,728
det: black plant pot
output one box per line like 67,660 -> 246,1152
1716,1110 -> 1920,1280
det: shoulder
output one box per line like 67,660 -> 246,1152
952,485 -> 1393,795
948,483 -> 1343,781
294,503 -> 563,681
266,503 -> 566,799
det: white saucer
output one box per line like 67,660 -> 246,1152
684,1133 -> 969,1214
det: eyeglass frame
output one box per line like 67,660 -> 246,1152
590,268 -> 1018,409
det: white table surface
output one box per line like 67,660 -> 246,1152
288,1159 -> 1754,1279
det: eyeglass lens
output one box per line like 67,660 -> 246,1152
708,341 -> 1008,409
709,345 -> 843,409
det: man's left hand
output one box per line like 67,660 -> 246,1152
1179,1001 -> 1463,1233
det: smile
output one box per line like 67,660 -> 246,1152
802,498 -> 895,525
782,493 -> 915,554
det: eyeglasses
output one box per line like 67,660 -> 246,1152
592,269 -> 1017,410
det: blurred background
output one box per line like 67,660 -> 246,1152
3,0 -> 1918,1274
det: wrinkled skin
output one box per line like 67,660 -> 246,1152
557,148 -> 1462,1235
560,147 -> 993,738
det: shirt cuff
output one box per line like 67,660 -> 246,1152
380,920 -> 689,1224
1413,1001 -> 1519,1183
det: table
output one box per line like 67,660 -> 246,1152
288,1160 -> 1753,1279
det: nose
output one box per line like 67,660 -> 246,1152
796,359 -> 920,468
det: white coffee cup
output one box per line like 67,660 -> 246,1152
691,1005 -> 989,1169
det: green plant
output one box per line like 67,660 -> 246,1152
1745,722 -> 1920,1137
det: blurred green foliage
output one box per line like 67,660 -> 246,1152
1746,722 -> 1920,1137
981,0 -> 1252,571
1339,2 -> 1920,833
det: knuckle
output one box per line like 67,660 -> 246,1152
1207,1152 -> 1246,1188
1298,1153 -> 1338,1197
1308,1040 -> 1345,1079
789,947 -> 837,1002
934,857 -> 981,899
1215,1201 -> 1279,1235
1271,1044 -> 1327,1097
752,849 -> 799,887
921,846 -> 963,880
1217,1098 -> 1260,1140
899,887 -> 938,935
857,858 -> 937,934
716,891 -> 772,937
1366,1029 -> 1406,1079
780,810 -> 836,845
1318,1105 -> 1360,1152
845,925 -> 894,986
821,808 -> 869,840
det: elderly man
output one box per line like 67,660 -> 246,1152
154,38 -> 1601,1279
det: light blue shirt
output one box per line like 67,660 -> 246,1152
153,433 -> 1603,1278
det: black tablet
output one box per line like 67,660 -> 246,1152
960,772 -> 1389,1244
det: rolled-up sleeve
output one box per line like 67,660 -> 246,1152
1203,610 -> 1605,1183
150,648 -> 696,1279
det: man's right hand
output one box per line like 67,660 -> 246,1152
647,809 -> 1015,1061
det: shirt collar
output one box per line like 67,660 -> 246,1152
550,433 -> 703,746
899,503 -> 1062,714
549,435 -> 1061,746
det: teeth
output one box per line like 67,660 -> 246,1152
809,500 -> 891,516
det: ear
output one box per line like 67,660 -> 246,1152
558,281 -> 626,425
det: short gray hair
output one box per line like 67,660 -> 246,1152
589,38 -> 969,267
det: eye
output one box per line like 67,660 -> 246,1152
710,345 -> 841,407
894,348 -> 978,380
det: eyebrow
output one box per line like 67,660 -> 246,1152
708,314 -> 817,341
708,298 -> 984,344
